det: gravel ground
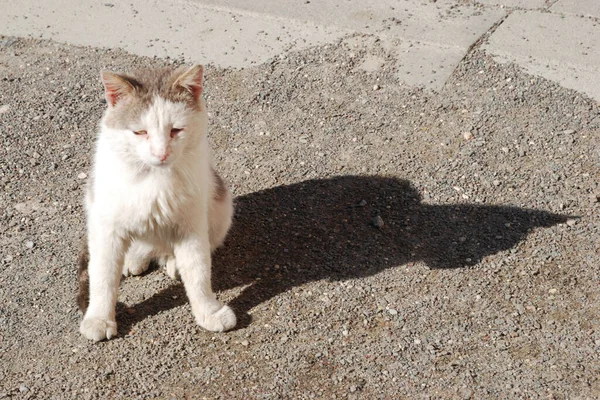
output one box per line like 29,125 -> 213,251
0,35 -> 599,399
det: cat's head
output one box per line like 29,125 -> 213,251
100,65 -> 207,168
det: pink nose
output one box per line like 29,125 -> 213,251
151,151 -> 169,162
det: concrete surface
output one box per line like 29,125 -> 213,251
476,0 -> 547,8
551,0 -> 600,18
484,10 -> 600,101
0,0 -> 346,68
0,0 -> 504,90
1,0 -> 598,99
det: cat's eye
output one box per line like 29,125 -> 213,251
133,130 -> 147,136
170,128 -> 183,138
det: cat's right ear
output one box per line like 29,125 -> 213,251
101,71 -> 136,107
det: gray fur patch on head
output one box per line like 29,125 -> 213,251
102,66 -> 202,130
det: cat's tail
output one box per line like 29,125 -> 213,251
77,239 -> 90,313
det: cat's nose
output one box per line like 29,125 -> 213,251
151,150 -> 169,162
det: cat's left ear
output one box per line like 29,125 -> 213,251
174,65 -> 204,102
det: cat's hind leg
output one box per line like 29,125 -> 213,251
208,171 -> 234,251
157,254 -> 179,280
122,239 -> 155,276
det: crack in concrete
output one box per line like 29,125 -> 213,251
446,10 -> 511,85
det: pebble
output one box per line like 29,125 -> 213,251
463,131 -> 474,140
241,340 -> 249,346
373,84 -> 380,91
25,241 -> 34,249
548,288 -> 558,295
0,104 -> 10,114
566,219 -> 577,227
359,199 -> 367,207
493,180 -> 501,186
387,309 -> 398,316
77,172 -> 87,179
372,216 -> 384,228
562,129 -> 575,134
19,385 -> 28,393
460,388 -> 473,399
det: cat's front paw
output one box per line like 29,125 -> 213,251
196,304 -> 236,332
80,317 -> 117,342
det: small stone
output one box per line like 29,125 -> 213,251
372,215 -> 384,228
25,241 -> 34,249
19,385 -> 28,393
463,131 -> 474,140
548,288 -> 558,295
0,104 -> 10,114
350,385 -> 357,392
387,309 -> 398,316
562,129 -> 575,134
359,199 -> 367,207
460,388 -> 473,399
590,193 -> 600,203
298,136 -> 308,143
241,340 -> 249,346
493,180 -> 501,186
414,338 -> 421,345
373,84 -> 380,91
77,172 -> 87,179
566,219 -> 576,227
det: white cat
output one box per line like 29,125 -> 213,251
77,65 -> 236,341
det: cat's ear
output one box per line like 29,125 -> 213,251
101,71 -> 136,107
173,65 -> 204,102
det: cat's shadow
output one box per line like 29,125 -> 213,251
117,175 -> 569,334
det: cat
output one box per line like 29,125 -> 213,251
77,65 -> 236,341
